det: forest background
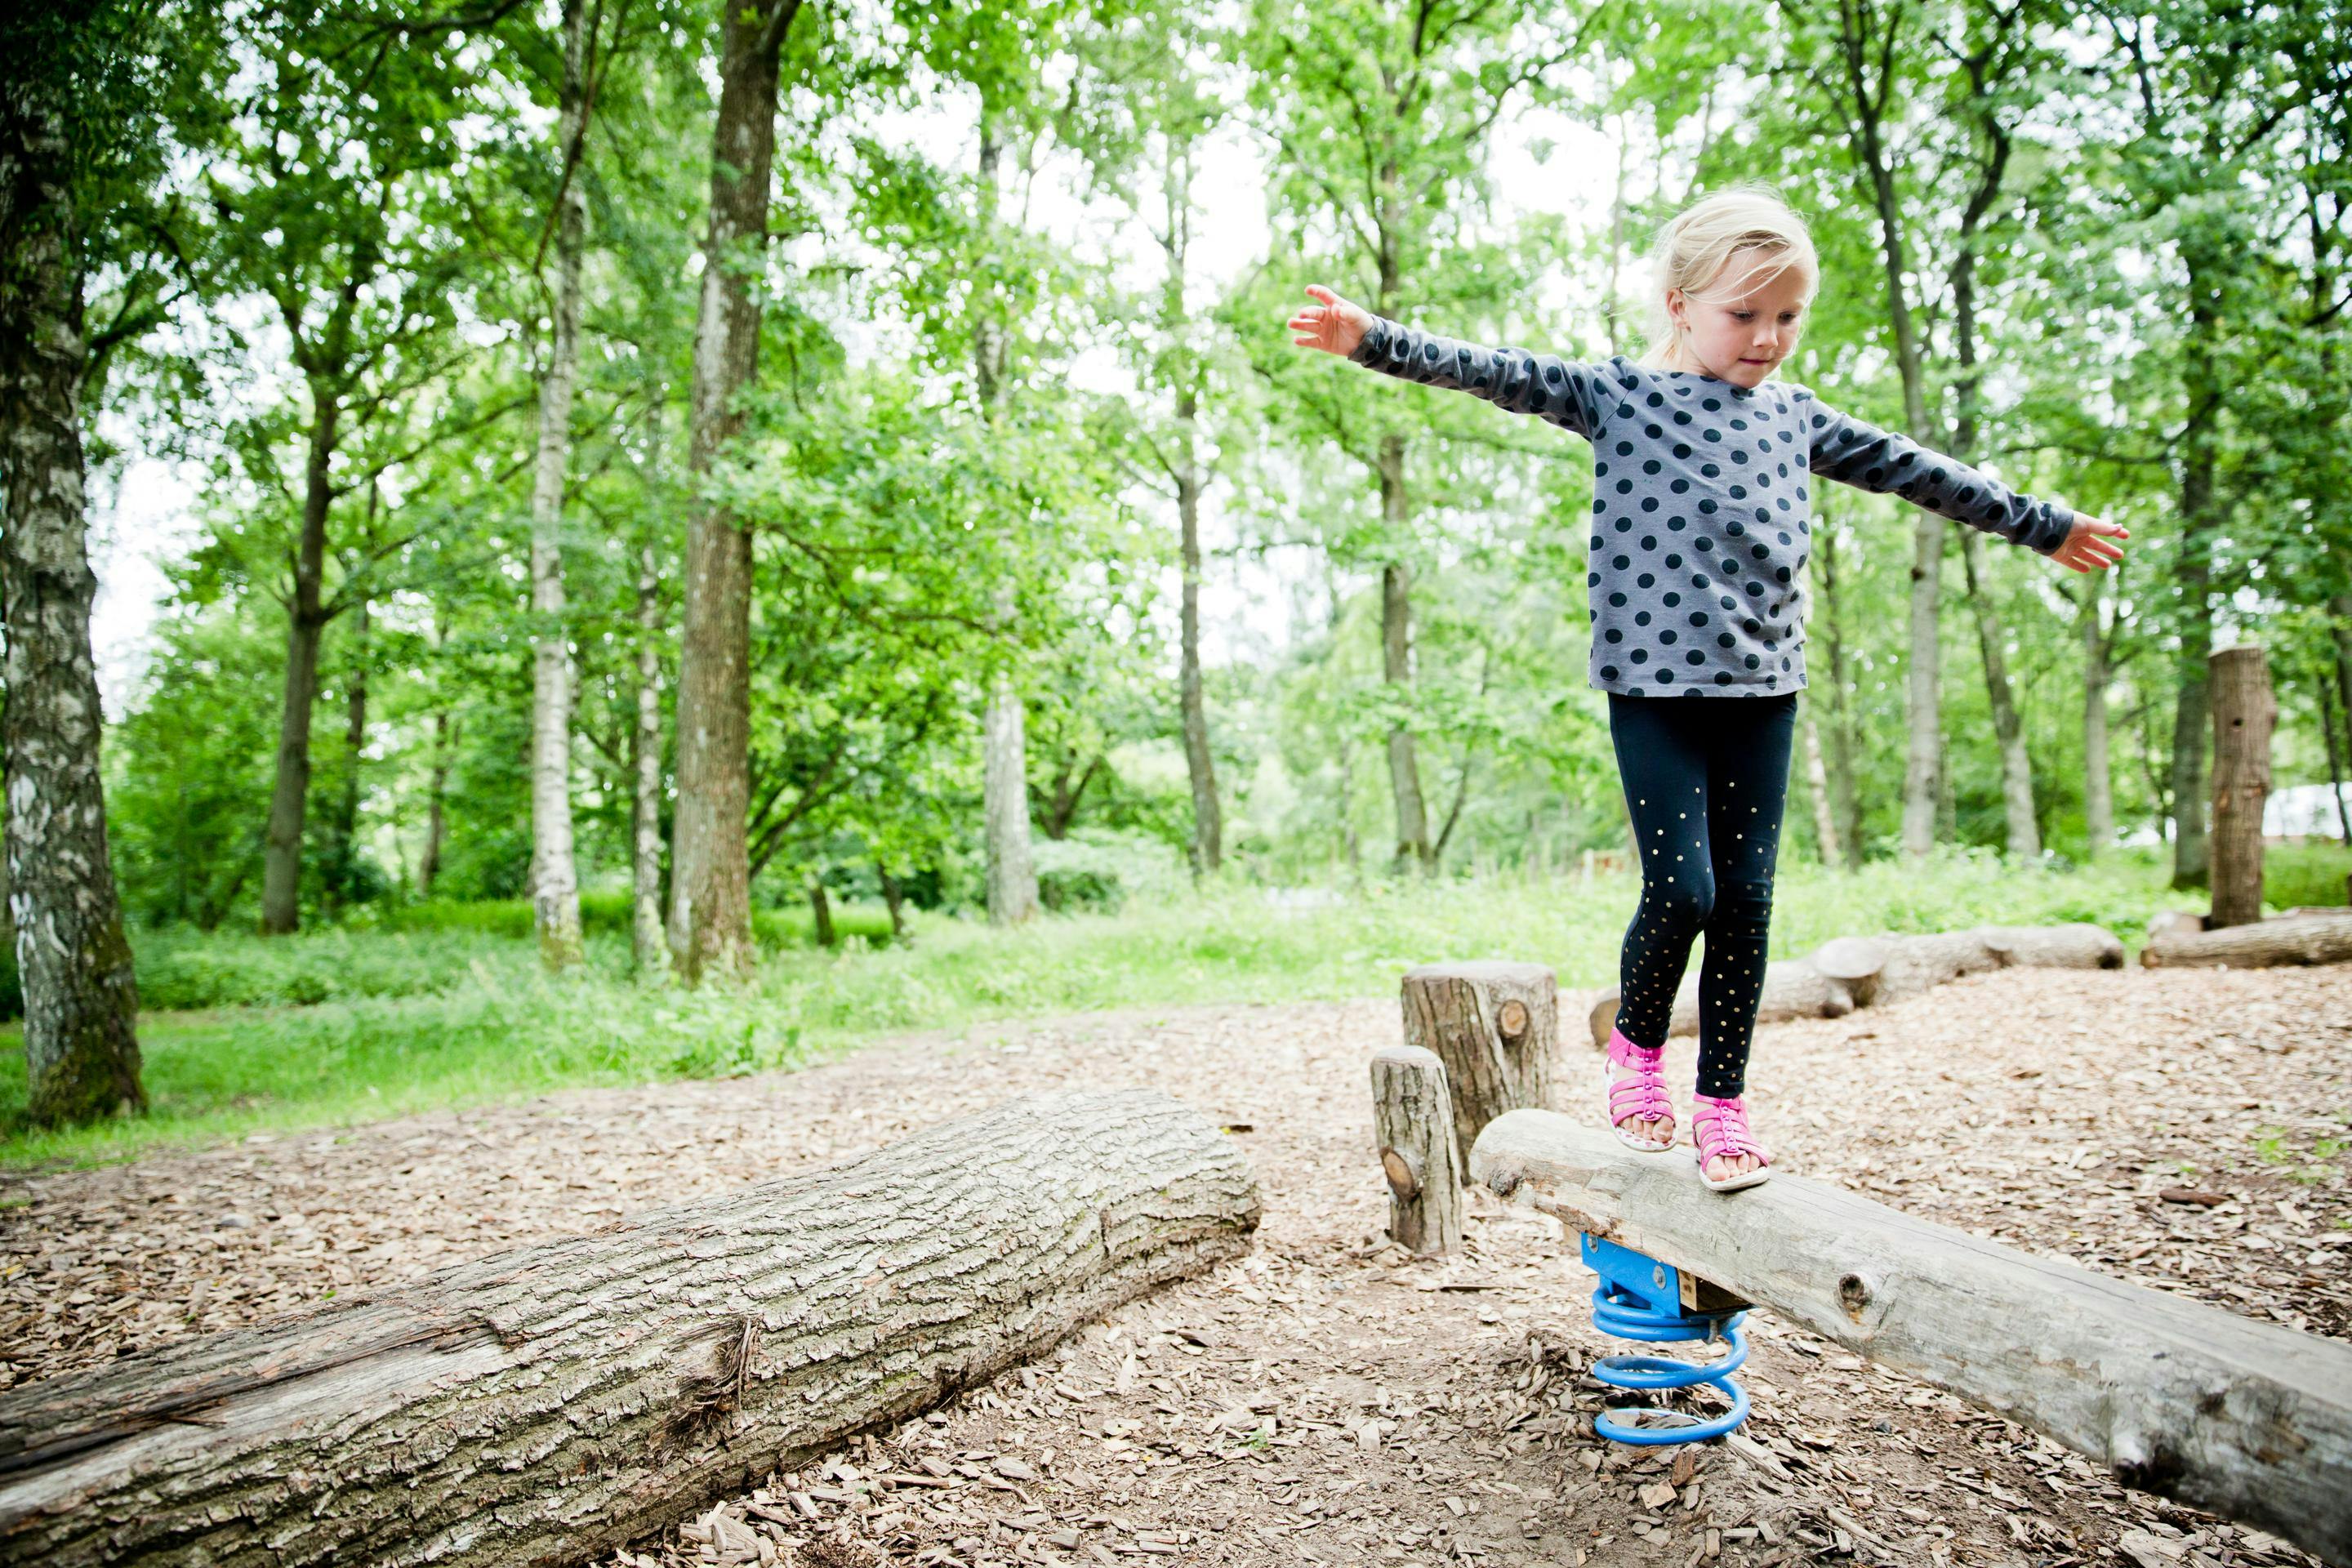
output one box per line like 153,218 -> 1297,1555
2,0 -> 2347,1157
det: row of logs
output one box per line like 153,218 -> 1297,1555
1368,911 -> 2325,1255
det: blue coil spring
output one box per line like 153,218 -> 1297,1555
1579,1232 -> 1750,1446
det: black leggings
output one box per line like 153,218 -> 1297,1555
1607,693 -> 1797,1098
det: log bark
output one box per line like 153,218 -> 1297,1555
2207,645 -> 2274,929
2140,910 -> 2352,969
526,0 -> 592,973
0,1091 -> 1259,1568
1400,962 -> 1556,1166
1583,924 -> 2125,1047
1370,1045 -> 1462,1255
1470,1110 -> 2352,1566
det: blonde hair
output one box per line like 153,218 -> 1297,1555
1637,186 -> 1820,368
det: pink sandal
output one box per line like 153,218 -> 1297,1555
1602,1027 -> 1675,1152
1689,1093 -> 1772,1192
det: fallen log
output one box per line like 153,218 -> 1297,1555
1471,1110 -> 2352,1565
1584,923 -> 2124,1047
2140,909 -> 2352,969
0,1090 -> 1260,1568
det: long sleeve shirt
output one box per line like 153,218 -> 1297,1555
1348,314 -> 2075,697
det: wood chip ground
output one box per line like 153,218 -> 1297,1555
5,964 -> 2348,1567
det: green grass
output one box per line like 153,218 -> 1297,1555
0,844 -> 2287,1169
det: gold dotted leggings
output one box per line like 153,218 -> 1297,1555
1606,692 -> 1797,1098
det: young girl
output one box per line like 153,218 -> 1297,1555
1287,186 -> 2127,1192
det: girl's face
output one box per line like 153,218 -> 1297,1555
1667,247 -> 1813,387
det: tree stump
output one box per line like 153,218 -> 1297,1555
1400,961 -> 1557,1169
2209,646 -> 2275,929
1370,1045 -> 1463,1255
0,1091 -> 1260,1568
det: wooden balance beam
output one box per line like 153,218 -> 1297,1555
1470,1111 -> 2352,1565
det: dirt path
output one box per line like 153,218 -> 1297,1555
5,964 -> 2348,1568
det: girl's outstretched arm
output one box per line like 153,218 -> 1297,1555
1802,393 -> 2127,572
1286,285 -> 1602,439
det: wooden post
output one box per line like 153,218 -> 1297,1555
1400,961 -> 1557,1172
1471,1111 -> 2352,1566
1370,1045 -> 1463,1255
2208,645 -> 2275,929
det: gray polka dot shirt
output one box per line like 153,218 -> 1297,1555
1348,315 -> 2076,697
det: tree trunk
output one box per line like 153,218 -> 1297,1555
2332,595 -> 2352,791
0,1092 -> 1261,1568
1376,440 -> 1429,871
1959,532 -> 2039,858
1815,520 -> 1865,863
2170,249 -> 2223,891
2082,576 -> 2115,858
971,109 -> 1042,924
261,386 -> 338,935
1840,42 -> 1943,861
670,0 -> 800,982
1370,1045 -> 1463,1256
420,710 -> 450,898
2207,647 -> 2273,929
982,677 -> 1040,926
332,595 -> 370,906
527,0 -> 592,972
633,541 -> 667,975
2320,665 -> 2351,847
1398,961 -> 1556,1178
0,88 -> 142,1125
1798,691 -> 1841,868
877,862 -> 907,942
806,875 -> 835,947
1177,390 -> 1221,877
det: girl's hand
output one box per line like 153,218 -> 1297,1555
2050,513 -> 2129,574
1287,284 -> 1373,357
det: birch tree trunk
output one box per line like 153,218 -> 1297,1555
973,110 -> 1042,924
983,676 -> 1040,926
0,1093 -> 1260,1568
2082,575 -> 2115,858
0,82 -> 142,1125
527,0 -> 591,971
2169,243 -> 2223,891
670,0 -> 801,982
633,541 -> 668,974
